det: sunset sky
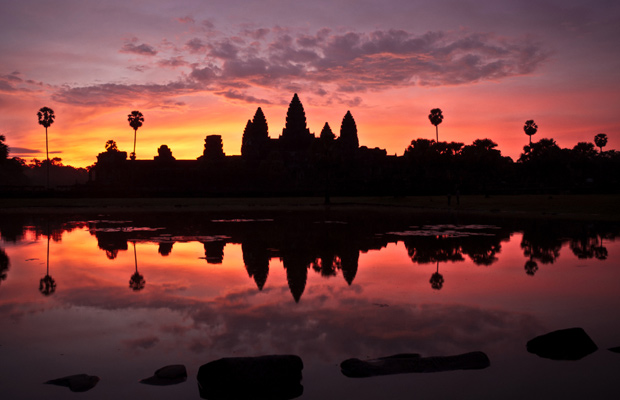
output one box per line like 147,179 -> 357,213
1,0 -> 618,168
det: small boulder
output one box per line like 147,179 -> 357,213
341,352 -> 490,378
526,327 -> 598,360
608,347 -> 620,354
197,355 -> 303,400
44,374 -> 100,392
140,364 -> 187,386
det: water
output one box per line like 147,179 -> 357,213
1,211 -> 619,399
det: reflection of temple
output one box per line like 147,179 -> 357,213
203,241 -> 225,264
85,215 -> 376,302
2,213 -> 616,300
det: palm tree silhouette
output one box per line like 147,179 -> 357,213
127,111 -> 144,161
524,257 -> 538,276
429,261 -> 444,290
37,107 -> 55,188
39,231 -> 56,296
129,241 -> 145,291
523,120 -> 538,146
428,108 -> 443,142
0,247 -> 10,286
594,133 -> 608,154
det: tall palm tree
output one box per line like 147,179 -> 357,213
523,120 -> 538,146
127,111 -> 144,160
594,133 -> 608,153
37,107 -> 55,188
428,108 -> 443,142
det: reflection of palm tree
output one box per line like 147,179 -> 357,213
428,108 -> 443,142
129,242 -> 145,291
594,236 -> 608,260
0,247 -> 10,286
37,106 -> 55,188
39,233 -> 56,296
429,261 -> 444,290
127,111 -> 144,160
524,258 -> 538,276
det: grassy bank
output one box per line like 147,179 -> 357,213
0,194 -> 619,221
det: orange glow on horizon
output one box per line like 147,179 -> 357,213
4,88 -> 618,169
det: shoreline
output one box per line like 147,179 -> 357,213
1,194 -> 619,221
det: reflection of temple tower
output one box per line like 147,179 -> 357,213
96,230 -> 129,260
158,242 -> 174,256
242,243 -> 270,290
282,256 -> 309,303
203,241 -> 225,264
339,249 -> 359,285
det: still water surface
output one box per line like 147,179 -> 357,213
1,211 -> 619,399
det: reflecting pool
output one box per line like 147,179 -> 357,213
1,211 -> 619,399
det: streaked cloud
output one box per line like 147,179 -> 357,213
54,27 -> 549,108
120,38 -> 158,56
52,81 -> 197,107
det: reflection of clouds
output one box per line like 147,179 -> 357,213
53,283 -> 542,361
123,335 -> 160,350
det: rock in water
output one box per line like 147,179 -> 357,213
340,352 -> 490,378
140,364 -> 187,386
608,347 -> 620,354
44,374 -> 100,392
197,355 -> 303,400
526,327 -> 598,360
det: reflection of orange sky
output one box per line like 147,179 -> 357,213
6,85 -> 619,168
3,228 -> 619,314
2,226 -> 620,395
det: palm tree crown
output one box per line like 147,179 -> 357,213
523,120 -> 538,146
37,107 -> 55,188
428,108 -> 443,141
37,107 -> 55,128
127,110 -> 144,160
594,133 -> 608,153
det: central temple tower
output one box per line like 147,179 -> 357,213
279,93 -> 314,152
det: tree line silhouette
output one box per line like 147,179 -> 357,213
0,94 -> 617,196
1,212 -> 616,301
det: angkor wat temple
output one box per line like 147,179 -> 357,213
92,93 -> 399,196
91,93 -> 620,196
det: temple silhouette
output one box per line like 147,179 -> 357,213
91,93 -> 396,196
2,93 -> 619,195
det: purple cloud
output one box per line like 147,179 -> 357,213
120,39 -> 158,56
182,27 -> 549,94
52,81 -> 197,106
47,27 -> 550,107
157,56 -> 188,68
214,89 -> 272,104
185,38 -> 207,53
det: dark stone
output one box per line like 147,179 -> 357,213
340,351 -> 490,378
197,354 -> 303,400
140,364 -> 187,386
608,346 -> 620,354
44,374 -> 100,392
526,327 -> 598,360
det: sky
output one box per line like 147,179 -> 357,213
1,0 -> 619,168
